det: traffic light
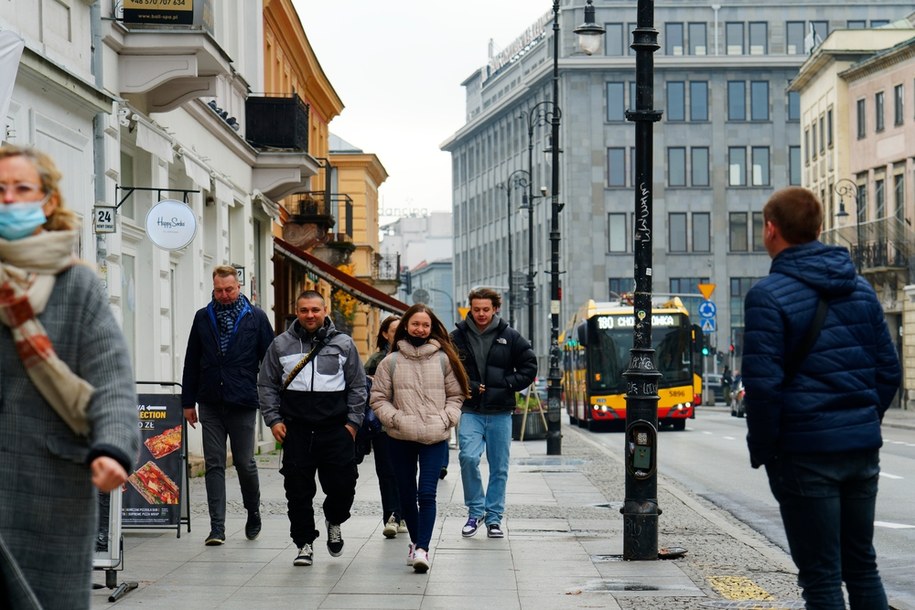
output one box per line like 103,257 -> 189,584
702,345 -> 710,357
400,269 -> 412,294
729,343 -> 735,353
691,324 -> 709,356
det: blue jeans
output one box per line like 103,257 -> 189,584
198,403 -> 260,532
765,449 -> 887,610
458,412 -> 512,525
387,437 -> 447,551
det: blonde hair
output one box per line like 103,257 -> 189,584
0,144 -> 78,231
212,265 -> 240,281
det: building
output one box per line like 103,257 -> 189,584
442,0 -> 913,371
791,23 -> 915,407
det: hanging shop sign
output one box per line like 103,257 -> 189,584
122,0 -> 194,26
145,199 -> 197,251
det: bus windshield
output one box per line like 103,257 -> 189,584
586,313 -> 692,393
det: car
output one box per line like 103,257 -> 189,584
703,373 -> 725,405
730,381 -> 746,418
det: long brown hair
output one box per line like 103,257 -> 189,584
392,303 -> 469,397
375,315 -> 401,351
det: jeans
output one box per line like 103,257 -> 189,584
387,437 -> 448,551
281,421 -> 358,547
458,412 -> 512,525
765,449 -> 887,610
198,403 -> 260,532
370,431 -> 401,521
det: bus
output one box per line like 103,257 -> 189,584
560,297 -> 700,431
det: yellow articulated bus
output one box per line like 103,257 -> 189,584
560,297 -> 701,431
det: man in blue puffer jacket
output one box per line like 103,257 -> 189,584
743,187 -> 900,610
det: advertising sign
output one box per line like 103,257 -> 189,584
123,0 -> 194,26
122,394 -> 184,527
145,199 -> 197,251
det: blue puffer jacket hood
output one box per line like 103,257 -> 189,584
742,241 -> 901,468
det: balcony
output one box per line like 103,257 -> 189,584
246,94 -> 309,151
824,216 -> 915,283
105,16 -> 232,113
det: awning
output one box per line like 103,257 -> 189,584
274,237 -> 408,315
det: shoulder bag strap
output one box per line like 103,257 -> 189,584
283,337 -> 328,391
782,296 -> 829,386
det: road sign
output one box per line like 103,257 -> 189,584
700,318 -> 716,333
698,283 -> 716,300
698,300 -> 717,318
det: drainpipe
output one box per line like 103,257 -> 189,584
90,1 -> 109,289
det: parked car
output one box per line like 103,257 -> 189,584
730,381 -> 746,418
704,373 -> 725,405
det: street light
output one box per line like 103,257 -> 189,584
834,178 -> 862,270
497,169 -> 530,329
622,1 -> 663,560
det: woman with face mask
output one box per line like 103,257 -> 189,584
0,145 -> 140,609
369,304 -> 469,573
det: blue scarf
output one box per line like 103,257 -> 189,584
213,296 -> 246,354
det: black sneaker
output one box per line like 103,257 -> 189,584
439,467 -> 448,480
245,511 -> 262,540
205,530 -> 225,546
326,520 -> 344,557
293,543 -> 314,566
487,523 -> 505,538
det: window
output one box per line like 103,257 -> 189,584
894,173 -> 905,223
609,277 -> 631,299
827,108 -> 833,147
666,22 -> 684,55
693,213 -> 710,252
875,178 -> 885,218
809,21 -> 828,52
750,81 -> 769,121
751,147 -> 770,186
789,146 -> 801,185
671,277 -> 710,321
726,22 -> 744,55
608,213 -> 627,252
729,147 -> 746,186
690,81 -> 708,121
691,147 -> 709,187
688,23 -> 707,55
857,98 -> 866,138
875,91 -> 885,132
669,213 -> 687,252
894,84 -> 904,126
857,183 -> 867,225
847,20 -> 866,29
728,81 -> 746,121
607,147 -> 626,187
630,81 -> 637,113
871,20 -> 889,28
730,277 -> 760,329
667,81 -> 685,121
630,146 -> 636,186
811,122 -> 817,159
607,82 -> 625,121
749,22 -> 767,55
605,23 -> 625,56
804,128 -> 810,164
752,212 -> 765,252
818,115 -> 825,154
668,147 -> 686,187
787,91 -> 800,121
786,21 -> 805,55
729,212 -> 748,251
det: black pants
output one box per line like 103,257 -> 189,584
371,432 -> 402,521
281,421 -> 357,547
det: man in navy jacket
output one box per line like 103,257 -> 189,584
182,265 -> 274,545
743,187 -> 900,609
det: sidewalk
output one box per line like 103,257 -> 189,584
91,410 -> 915,609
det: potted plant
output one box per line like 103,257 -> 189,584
511,389 -> 547,441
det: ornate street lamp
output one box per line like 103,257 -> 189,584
834,178 -> 862,271
497,169 -> 530,329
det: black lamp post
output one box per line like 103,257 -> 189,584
834,179 -> 862,270
622,0 -> 663,560
498,169 -> 530,329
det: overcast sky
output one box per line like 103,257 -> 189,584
295,1 -> 554,220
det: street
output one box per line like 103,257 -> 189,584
583,406 -> 915,607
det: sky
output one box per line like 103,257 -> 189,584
295,1 -> 554,221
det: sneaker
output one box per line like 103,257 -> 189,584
461,516 -> 481,538
204,530 -> 225,546
487,523 -> 505,539
326,520 -> 344,557
397,519 -> 409,534
383,515 -> 398,539
439,467 -> 448,480
293,543 -> 314,566
406,543 -> 415,566
412,548 -> 430,573
245,511 -> 262,540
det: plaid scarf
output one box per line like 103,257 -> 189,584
213,295 -> 246,355
0,230 -> 94,436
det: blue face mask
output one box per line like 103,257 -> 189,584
0,199 -> 48,240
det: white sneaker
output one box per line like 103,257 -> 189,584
412,547 -> 430,573
293,543 -> 313,566
383,515 -> 398,539
397,519 -> 409,534
406,543 -> 415,566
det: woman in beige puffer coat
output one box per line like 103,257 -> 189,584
370,303 -> 469,574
